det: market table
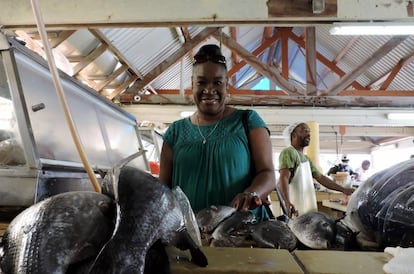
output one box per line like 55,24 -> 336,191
321,199 -> 347,212
169,246 -> 304,274
293,250 -> 389,274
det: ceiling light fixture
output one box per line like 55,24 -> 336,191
330,22 -> 414,35
180,111 -> 194,118
387,113 -> 414,120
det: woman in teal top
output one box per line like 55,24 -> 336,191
159,44 -> 276,221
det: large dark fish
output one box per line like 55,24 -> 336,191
345,159 -> 414,248
334,219 -> 359,251
89,166 -> 207,274
0,191 -> 116,274
211,211 -> 256,247
196,205 -> 236,234
288,211 -> 337,249
249,220 -> 298,251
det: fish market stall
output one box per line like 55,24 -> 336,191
270,190 -> 346,217
168,247 -> 390,274
168,246 -> 304,274
0,33 -> 148,206
293,250 -> 388,274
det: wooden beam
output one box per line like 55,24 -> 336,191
287,31 -> 366,90
181,27 -> 191,43
120,91 -> 414,107
96,64 -> 128,92
327,36 -> 408,95
305,27 -> 317,95
72,43 -> 108,75
128,27 -> 220,92
0,0 -> 411,29
89,28 -> 144,79
267,0 -> 337,17
106,75 -> 139,100
227,31 -> 281,77
216,32 -> 304,95
379,58 -> 404,90
230,27 -> 238,85
124,88 -> 413,97
368,53 -> 414,88
319,36 -> 359,82
50,30 -> 76,48
281,28 -> 289,80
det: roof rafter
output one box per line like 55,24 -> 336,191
216,31 -> 304,95
287,31 -> 366,90
368,53 -> 414,89
327,36 -> 408,95
126,27 -> 220,92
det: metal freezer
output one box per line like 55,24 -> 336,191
0,33 -> 148,206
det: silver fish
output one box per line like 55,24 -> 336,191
0,191 -> 116,274
89,166 -> 207,274
288,211 -> 336,249
196,205 -> 236,233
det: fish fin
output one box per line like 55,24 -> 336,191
175,229 -> 208,267
189,247 -> 208,267
145,240 -> 171,274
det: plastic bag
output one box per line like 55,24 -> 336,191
383,246 -> 414,274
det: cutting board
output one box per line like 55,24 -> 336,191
169,246 -> 304,274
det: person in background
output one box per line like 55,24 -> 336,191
277,122 -> 354,217
354,160 -> 371,185
327,155 -> 356,177
159,44 -> 276,222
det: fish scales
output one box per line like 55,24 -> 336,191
0,191 -> 115,274
89,166 -> 207,274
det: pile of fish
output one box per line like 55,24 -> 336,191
195,205 -> 343,251
0,166 -> 208,274
344,158 -> 414,249
3,158 -> 412,272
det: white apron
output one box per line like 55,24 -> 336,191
289,150 -> 318,216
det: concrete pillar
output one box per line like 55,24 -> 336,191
306,121 -> 322,172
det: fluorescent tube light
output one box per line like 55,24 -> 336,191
330,22 -> 414,35
387,113 -> 414,120
180,111 -> 194,118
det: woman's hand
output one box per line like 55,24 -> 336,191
231,192 -> 263,211
342,187 -> 355,196
287,203 -> 298,218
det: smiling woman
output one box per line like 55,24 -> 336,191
158,44 -> 277,223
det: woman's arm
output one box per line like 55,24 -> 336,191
158,142 -> 173,188
232,127 -> 276,210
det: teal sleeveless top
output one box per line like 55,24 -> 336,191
163,109 -> 269,221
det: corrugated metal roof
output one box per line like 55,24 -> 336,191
46,25 -> 414,97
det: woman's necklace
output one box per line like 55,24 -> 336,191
196,112 -> 223,145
